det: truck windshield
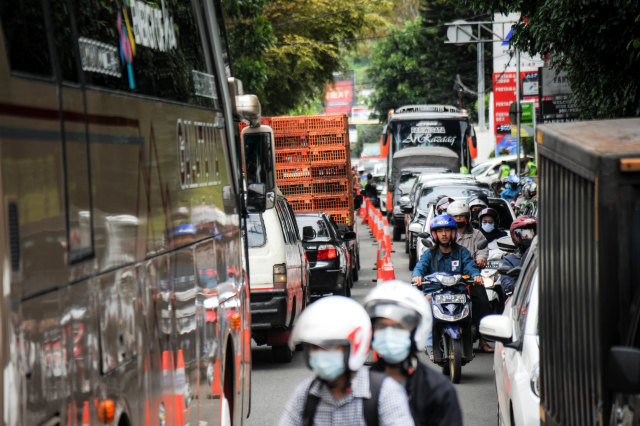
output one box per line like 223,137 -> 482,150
391,119 -> 466,152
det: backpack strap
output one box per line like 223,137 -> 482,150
303,378 -> 321,426
363,369 -> 386,426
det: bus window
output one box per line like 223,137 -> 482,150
0,1 -> 53,77
68,0 -> 219,108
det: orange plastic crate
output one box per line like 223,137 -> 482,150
305,115 -> 348,131
276,164 -> 311,181
270,116 -> 307,133
311,163 -> 349,179
274,132 -> 308,150
326,210 -> 354,226
288,196 -> 313,212
308,132 -> 347,148
310,146 -> 347,163
279,180 -> 312,197
275,148 -> 309,164
312,195 -> 350,211
312,178 -> 349,196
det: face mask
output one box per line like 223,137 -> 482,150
309,349 -> 345,381
372,328 -> 411,363
455,220 -> 466,229
481,223 -> 495,233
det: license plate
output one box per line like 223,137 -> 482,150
486,260 -> 502,269
435,294 -> 466,304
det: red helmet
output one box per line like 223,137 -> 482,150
510,216 -> 537,248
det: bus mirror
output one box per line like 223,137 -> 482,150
246,183 -> 266,213
236,95 -> 262,128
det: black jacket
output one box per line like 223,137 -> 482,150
479,227 -> 508,243
372,359 -> 463,426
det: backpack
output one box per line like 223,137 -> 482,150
302,369 -> 386,426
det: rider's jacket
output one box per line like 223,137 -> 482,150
479,227 -> 508,244
412,244 -> 480,281
456,227 -> 488,261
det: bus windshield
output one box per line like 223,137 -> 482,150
391,119 -> 467,153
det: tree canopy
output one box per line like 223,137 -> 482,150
463,0 -> 640,118
366,0 -> 490,122
224,0 -> 390,116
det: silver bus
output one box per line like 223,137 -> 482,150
0,0 -> 267,424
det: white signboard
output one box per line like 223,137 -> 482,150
493,13 -> 544,73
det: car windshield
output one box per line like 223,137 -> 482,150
471,163 -> 493,176
398,175 -> 418,193
247,213 -> 266,247
295,215 -> 330,239
417,185 -> 492,211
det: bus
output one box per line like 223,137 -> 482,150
380,105 -> 478,213
0,1 -> 267,425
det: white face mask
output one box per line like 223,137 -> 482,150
481,223 -> 495,233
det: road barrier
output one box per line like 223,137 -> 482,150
362,198 -> 395,284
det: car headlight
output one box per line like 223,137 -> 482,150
530,363 -> 541,398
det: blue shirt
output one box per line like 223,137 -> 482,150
411,245 -> 480,279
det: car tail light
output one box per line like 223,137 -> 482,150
317,244 -> 338,260
273,264 -> 287,290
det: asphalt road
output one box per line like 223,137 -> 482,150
247,219 -> 498,425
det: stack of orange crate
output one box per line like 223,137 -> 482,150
274,115 -> 353,226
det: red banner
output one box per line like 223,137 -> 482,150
493,72 -> 540,135
325,80 -> 353,115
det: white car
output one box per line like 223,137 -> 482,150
480,238 -> 540,426
471,154 -> 534,185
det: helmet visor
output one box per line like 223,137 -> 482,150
515,228 -> 535,240
366,303 -> 420,331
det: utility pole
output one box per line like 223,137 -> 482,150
515,49 -> 521,175
477,40 -> 485,131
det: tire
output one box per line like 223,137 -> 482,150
393,225 -> 402,241
405,237 -> 409,254
345,275 -> 352,297
272,344 -> 294,363
352,265 -> 359,282
447,337 -> 463,384
408,249 -> 417,271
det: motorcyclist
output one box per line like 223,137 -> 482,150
411,215 -> 483,356
435,196 -> 454,215
447,200 -> 488,268
499,163 -> 511,179
500,216 -> 537,293
516,180 -> 537,216
500,175 -> 521,202
523,160 -> 537,176
364,173 -> 379,207
445,201 -> 493,352
478,207 -> 508,244
280,296 -> 414,426
364,281 -> 463,426
468,194 -> 489,229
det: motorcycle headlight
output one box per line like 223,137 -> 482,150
483,277 -> 495,288
437,273 -> 461,287
530,363 -> 541,398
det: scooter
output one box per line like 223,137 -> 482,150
480,240 -> 510,314
418,272 -> 475,384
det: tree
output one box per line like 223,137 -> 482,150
367,1 -> 491,122
463,0 -> 640,118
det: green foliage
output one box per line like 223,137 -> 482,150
463,0 -> 640,118
367,1 -> 491,122
353,124 -> 384,157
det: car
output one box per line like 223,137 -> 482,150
248,196 -> 309,362
404,179 -> 493,269
295,212 -> 356,298
471,154 -> 534,185
413,196 -> 516,262
479,237 -> 540,426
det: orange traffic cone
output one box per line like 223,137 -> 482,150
382,257 -> 395,281
81,401 -> 90,426
175,350 -> 186,425
162,351 -> 174,424
376,261 -> 384,286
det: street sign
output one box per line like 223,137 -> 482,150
446,20 -> 472,44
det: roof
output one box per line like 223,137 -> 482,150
393,146 -> 458,160
389,105 -> 468,122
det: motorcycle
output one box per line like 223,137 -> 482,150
417,272 -> 475,384
480,239 -> 512,314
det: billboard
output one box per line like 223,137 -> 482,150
324,79 -> 354,115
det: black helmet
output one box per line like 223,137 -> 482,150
478,207 -> 499,227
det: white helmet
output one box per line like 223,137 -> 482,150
363,281 -> 432,351
289,296 -> 372,371
447,200 -> 470,218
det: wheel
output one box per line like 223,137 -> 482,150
352,265 -> 358,282
393,225 -> 402,241
272,344 -> 294,363
405,237 -> 409,254
345,275 -> 352,297
408,249 -> 417,271
447,337 -> 463,383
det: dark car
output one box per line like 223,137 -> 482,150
294,212 -> 356,298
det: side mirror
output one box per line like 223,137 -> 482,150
497,237 -> 516,252
477,239 -> 488,250
607,346 -> 640,393
498,265 -> 521,277
399,196 -> 410,205
401,205 -> 413,214
417,232 -> 429,239
246,183 -> 266,213
342,231 -> 357,241
302,226 -> 316,241
421,238 -> 434,249
408,222 -> 423,234
222,185 -> 235,214
479,315 -> 513,344
236,94 -> 262,128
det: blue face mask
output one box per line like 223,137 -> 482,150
372,328 -> 411,363
481,222 -> 495,233
308,349 -> 345,381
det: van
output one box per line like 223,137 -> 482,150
248,196 -> 308,362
